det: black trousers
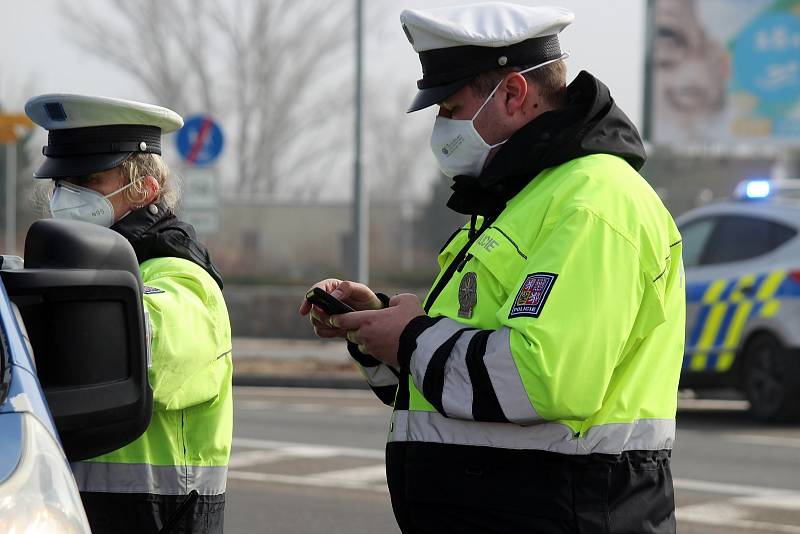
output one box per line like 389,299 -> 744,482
386,442 -> 675,534
80,492 -> 225,534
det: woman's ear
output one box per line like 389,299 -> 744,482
143,175 -> 160,204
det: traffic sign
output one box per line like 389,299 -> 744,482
181,167 -> 219,234
176,115 -> 224,166
0,114 -> 34,144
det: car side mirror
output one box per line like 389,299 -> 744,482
0,219 -> 152,462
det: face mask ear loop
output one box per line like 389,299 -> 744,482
471,79 -> 505,122
469,51 -> 572,149
472,51 -> 572,122
470,79 -> 509,150
104,177 -> 142,200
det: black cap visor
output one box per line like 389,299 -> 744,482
407,76 -> 474,113
33,152 -> 131,179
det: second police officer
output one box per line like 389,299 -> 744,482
26,94 -> 233,534
302,3 -> 685,533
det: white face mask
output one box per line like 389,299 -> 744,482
49,180 -> 138,227
429,55 -> 569,178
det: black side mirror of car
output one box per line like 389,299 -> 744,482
0,219 -> 152,462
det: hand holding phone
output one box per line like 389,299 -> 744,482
305,287 -> 354,315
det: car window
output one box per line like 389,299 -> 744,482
680,218 -> 717,268
700,215 -> 797,265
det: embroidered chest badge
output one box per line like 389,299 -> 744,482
458,272 -> 478,318
143,285 -> 165,295
509,272 -> 558,319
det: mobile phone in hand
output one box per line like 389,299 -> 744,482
305,287 -> 354,315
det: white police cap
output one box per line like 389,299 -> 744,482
25,94 -> 184,179
401,2 -> 574,112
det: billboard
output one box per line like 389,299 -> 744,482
645,0 -> 800,145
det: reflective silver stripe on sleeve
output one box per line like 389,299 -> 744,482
388,410 -> 674,455
484,328 -> 541,424
388,409 -> 408,442
70,462 -> 228,495
441,329 -> 481,419
357,363 -> 399,388
410,318 -> 471,392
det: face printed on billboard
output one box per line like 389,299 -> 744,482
647,0 -> 800,145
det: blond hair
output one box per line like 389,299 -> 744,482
33,152 -> 182,217
119,153 -> 181,211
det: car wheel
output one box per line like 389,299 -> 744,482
743,333 -> 800,422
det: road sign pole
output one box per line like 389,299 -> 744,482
5,143 -> 16,255
0,114 -> 33,255
353,0 -> 368,284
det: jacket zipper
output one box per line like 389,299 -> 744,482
423,217 -> 494,314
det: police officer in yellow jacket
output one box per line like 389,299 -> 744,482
301,4 -> 685,533
26,94 -> 233,534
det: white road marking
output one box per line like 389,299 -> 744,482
228,470 -> 388,493
676,478 -> 800,531
230,436 -> 800,521
234,386 -> 373,400
313,464 -> 387,484
674,478 -> 796,497
235,400 -> 280,410
228,450 -> 295,468
724,433 -> 800,449
677,398 -> 749,411
233,437 -> 385,459
736,493 -> 800,512
677,502 -> 800,533
229,446 -> 352,468
236,399 -> 389,417
341,406 -> 390,416
286,403 -> 330,413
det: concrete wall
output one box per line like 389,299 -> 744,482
201,199 -> 439,284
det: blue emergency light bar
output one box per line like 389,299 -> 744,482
733,178 -> 800,202
745,180 -> 771,199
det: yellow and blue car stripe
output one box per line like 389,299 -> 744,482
684,270 -> 800,372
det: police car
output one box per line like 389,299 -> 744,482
678,178 -> 800,421
0,220 -> 151,531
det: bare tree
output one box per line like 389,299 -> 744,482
364,85 -> 435,203
61,0 -> 354,197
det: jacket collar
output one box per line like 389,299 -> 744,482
111,202 -> 224,288
446,71 -> 646,217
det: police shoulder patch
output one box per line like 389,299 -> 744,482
508,272 -> 557,319
143,285 -> 165,295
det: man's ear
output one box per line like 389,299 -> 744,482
143,175 -> 160,204
502,72 -> 529,116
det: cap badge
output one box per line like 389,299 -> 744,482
498,56 -> 508,66
44,103 -> 67,122
139,141 -> 147,151
458,272 -> 477,319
